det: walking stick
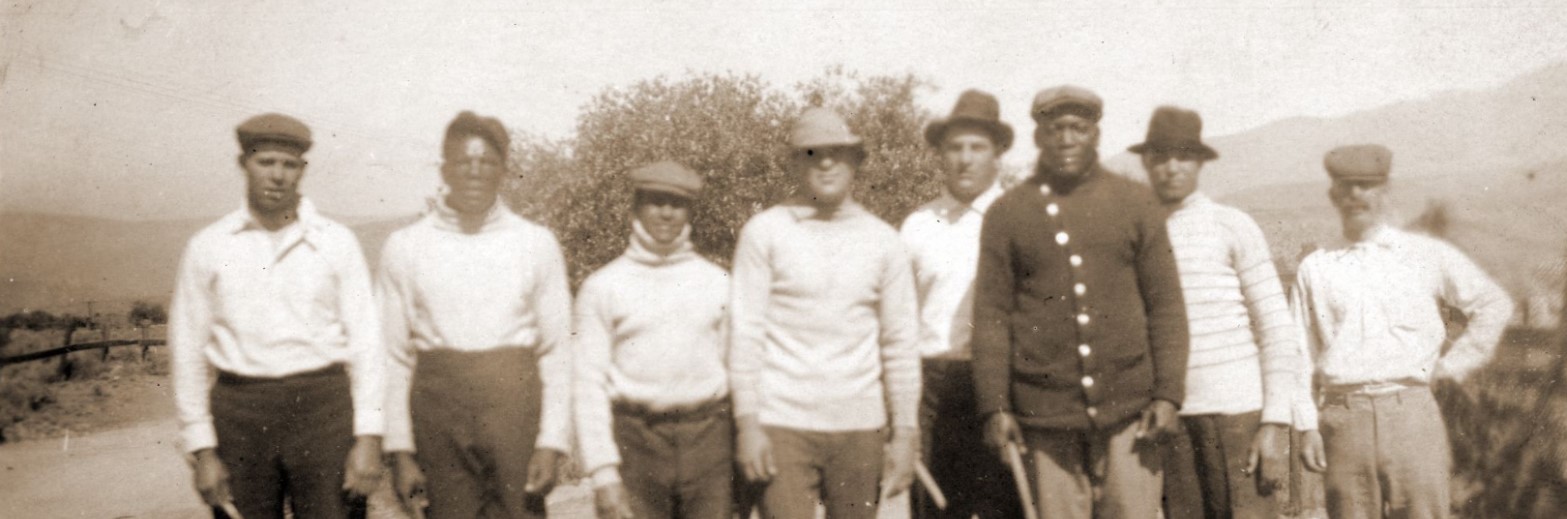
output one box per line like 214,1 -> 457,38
1005,442 -> 1040,519
913,460 -> 948,510
219,500 -> 245,519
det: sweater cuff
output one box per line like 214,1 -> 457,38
591,467 -> 622,488
181,422 -> 218,454
353,408 -> 385,439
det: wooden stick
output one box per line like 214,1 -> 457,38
1005,442 -> 1040,519
220,500 -> 245,519
913,460 -> 948,510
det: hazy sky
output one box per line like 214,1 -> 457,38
3,0 -> 1564,221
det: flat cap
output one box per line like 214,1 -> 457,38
789,107 -> 863,150
1032,85 -> 1103,123
631,161 -> 704,199
1324,144 -> 1392,181
236,113 -> 312,155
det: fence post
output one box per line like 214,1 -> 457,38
140,326 -> 150,361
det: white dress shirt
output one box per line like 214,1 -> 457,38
1291,226 -> 1514,430
899,183 -> 1004,360
168,198 -> 386,453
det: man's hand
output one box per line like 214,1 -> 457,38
191,448 -> 233,508
526,448 -> 564,495
594,482 -> 636,519
1135,399 -> 1179,441
389,451 -> 428,515
880,427 -> 918,499
1300,429 -> 1328,473
736,416 -> 777,483
1245,424 -> 1289,495
983,412 -> 1024,464
342,435 -> 384,497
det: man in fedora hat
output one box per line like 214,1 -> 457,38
1291,144 -> 1512,519
729,106 -> 920,519
169,112 -> 386,518
574,161 -> 734,519
1130,106 -> 1305,519
379,111 -> 571,518
972,86 -> 1189,519
901,89 -> 1021,519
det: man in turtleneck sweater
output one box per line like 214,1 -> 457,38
573,161 -> 732,519
378,111 -> 572,518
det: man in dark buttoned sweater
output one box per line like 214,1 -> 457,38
972,86 -> 1189,519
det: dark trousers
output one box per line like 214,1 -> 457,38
411,348 -> 544,519
917,359 -> 1021,519
210,364 -> 365,519
1162,411 -> 1278,519
760,426 -> 884,519
613,400 -> 734,519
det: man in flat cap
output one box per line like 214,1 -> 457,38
729,107 -> 920,519
169,113 -> 385,518
379,111 -> 571,518
972,86 -> 1189,519
900,89 -> 1021,519
574,161 -> 734,519
1130,106 -> 1304,519
1291,144 -> 1513,519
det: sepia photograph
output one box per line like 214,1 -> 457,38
2,1 -> 1565,518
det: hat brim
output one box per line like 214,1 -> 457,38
1127,141 -> 1218,161
790,137 -> 864,150
924,117 -> 1014,152
1032,101 -> 1102,123
634,184 -> 699,200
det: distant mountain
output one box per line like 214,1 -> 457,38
0,212 -> 415,315
1199,61 -> 1567,197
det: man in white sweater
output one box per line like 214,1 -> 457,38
378,111 -> 572,519
573,161 -> 733,519
730,107 -> 921,519
1132,106 -> 1304,519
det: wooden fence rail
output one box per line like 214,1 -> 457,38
0,338 -> 166,368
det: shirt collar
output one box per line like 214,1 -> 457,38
224,197 -> 327,235
429,196 -> 516,233
1172,191 -> 1213,212
1340,224 -> 1405,252
931,182 -> 1004,221
784,196 -> 869,222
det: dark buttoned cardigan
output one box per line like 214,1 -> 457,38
972,166 -> 1189,430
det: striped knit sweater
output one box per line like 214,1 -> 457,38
1165,193 -> 1301,424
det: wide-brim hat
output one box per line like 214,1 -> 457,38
1127,105 -> 1218,160
924,89 -> 1013,152
788,107 -> 863,150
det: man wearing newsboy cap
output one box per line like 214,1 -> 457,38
1291,144 -> 1513,519
972,86 -> 1189,519
901,89 -> 1022,519
574,161 -> 735,519
169,113 -> 387,518
379,111 -> 572,518
730,107 -> 921,519
1130,106 -> 1305,519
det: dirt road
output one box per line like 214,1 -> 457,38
0,376 -> 907,519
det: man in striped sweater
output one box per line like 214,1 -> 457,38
729,107 -> 921,519
1132,106 -> 1304,519
573,161 -> 733,519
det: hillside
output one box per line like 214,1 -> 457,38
1190,61 -> 1567,198
1220,163 -> 1567,301
0,212 -> 415,315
